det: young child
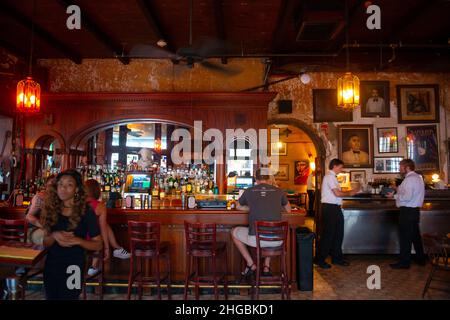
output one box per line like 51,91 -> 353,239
84,179 -> 130,275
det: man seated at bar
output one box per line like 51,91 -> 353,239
386,159 -> 426,269
232,168 -> 291,277
314,159 -> 359,269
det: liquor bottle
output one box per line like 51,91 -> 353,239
152,179 -> 160,198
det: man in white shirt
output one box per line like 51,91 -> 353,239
306,171 -> 315,216
314,159 -> 359,269
365,88 -> 385,113
386,159 -> 426,269
342,135 -> 369,165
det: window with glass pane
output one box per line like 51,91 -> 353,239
111,153 -> 119,168
126,123 -> 155,148
112,125 -> 120,146
161,123 -> 167,149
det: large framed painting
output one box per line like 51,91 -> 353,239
406,125 -> 440,172
294,160 -> 310,185
338,125 -> 374,168
397,84 -> 439,123
361,81 -> 390,118
313,89 -> 353,123
377,127 -> 399,153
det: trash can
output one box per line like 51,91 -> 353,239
295,227 -> 314,291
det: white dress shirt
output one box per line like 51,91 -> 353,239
394,171 -> 425,208
321,171 -> 342,205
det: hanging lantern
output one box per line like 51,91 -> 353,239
16,76 -> 41,113
337,72 -> 360,111
154,137 -> 162,154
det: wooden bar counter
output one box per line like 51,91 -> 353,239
0,205 -> 306,285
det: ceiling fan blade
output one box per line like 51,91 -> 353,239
194,37 -> 234,58
129,44 -> 179,59
200,60 -> 242,76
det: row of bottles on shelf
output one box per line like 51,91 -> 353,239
78,164 -> 127,193
151,165 -> 218,199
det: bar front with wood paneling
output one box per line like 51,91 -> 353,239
0,0 -> 449,303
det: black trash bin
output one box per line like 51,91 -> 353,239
295,227 -> 314,291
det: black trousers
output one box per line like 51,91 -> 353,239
44,259 -> 84,300
307,190 -> 315,216
398,206 -> 425,264
317,203 -> 344,262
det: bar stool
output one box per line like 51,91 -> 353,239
0,218 -> 28,242
254,220 -> 290,300
82,249 -> 104,300
184,221 -> 228,300
127,221 -> 171,300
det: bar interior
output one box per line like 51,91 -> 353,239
0,0 -> 449,301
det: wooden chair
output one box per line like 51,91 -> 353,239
254,220 -> 290,300
0,218 -> 28,243
422,233 -> 449,298
82,249 -> 105,300
184,221 -> 228,300
127,221 -> 171,300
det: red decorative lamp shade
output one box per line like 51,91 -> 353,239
17,76 -> 41,113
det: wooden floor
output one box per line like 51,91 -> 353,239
20,255 -> 450,300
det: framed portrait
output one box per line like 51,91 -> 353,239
397,84 -> 439,123
373,157 -> 403,174
377,127 -> 399,153
338,125 -> 374,168
313,89 -> 353,123
274,164 -> 289,181
361,81 -> 390,118
271,142 -> 287,156
350,170 -> 366,183
406,125 -> 439,172
294,160 -> 310,185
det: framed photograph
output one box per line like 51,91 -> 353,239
406,125 -> 440,172
377,127 -> 399,153
338,125 -> 374,168
361,81 -> 390,118
350,170 -> 366,183
397,84 -> 439,123
373,157 -> 403,174
337,173 -> 350,188
313,89 -> 353,123
271,142 -> 287,156
274,164 -> 289,181
294,160 -> 310,185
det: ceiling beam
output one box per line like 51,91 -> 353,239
271,0 -> 295,51
213,0 -> 226,40
135,0 -> 176,53
0,2 -> 83,64
56,0 -> 130,64
0,39 -> 29,62
389,0 -> 440,41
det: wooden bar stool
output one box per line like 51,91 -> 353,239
82,249 -> 105,300
127,221 -> 171,300
254,220 -> 290,300
0,218 -> 28,243
184,221 -> 228,300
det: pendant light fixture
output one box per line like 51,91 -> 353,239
337,0 -> 360,111
16,0 -> 41,114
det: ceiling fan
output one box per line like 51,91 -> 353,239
128,0 -> 241,76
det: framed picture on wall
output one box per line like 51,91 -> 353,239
313,89 -> 353,123
274,164 -> 289,181
271,142 -> 287,156
294,160 -> 310,185
361,81 -> 390,118
338,125 -> 374,168
397,84 -> 439,123
350,170 -> 366,183
406,125 -> 440,172
373,157 -> 403,174
377,127 -> 399,153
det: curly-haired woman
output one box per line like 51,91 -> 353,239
41,169 -> 102,300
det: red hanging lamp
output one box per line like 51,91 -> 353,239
16,0 -> 41,114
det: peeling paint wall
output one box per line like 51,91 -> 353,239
38,58 -> 265,92
268,72 -> 450,182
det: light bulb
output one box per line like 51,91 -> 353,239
299,73 -> 311,84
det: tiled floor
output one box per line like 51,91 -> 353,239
22,255 -> 450,300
